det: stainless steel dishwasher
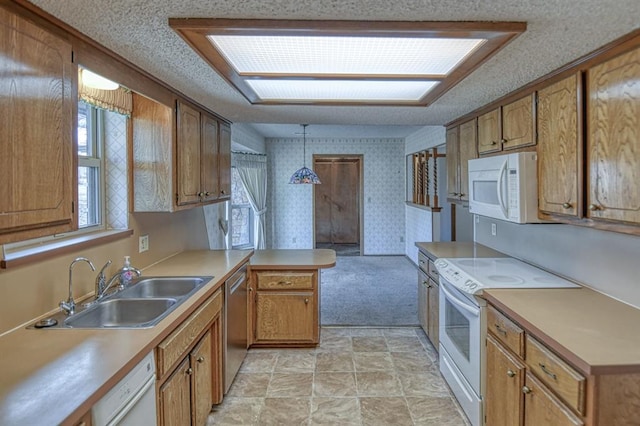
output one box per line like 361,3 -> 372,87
224,264 -> 248,393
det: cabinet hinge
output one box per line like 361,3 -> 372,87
71,50 -> 74,63
71,201 -> 74,213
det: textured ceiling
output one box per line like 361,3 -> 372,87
28,0 -> 640,138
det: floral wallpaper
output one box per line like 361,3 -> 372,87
266,137 -> 406,255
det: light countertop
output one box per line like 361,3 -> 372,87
485,287 -> 640,375
415,241 -> 506,259
250,249 -> 336,270
0,249 -> 252,426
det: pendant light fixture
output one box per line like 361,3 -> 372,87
289,124 -> 321,184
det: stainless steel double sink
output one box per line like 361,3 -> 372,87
31,276 -> 213,329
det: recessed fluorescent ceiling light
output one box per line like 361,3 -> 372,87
169,20 -> 526,106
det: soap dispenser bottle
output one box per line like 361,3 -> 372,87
120,256 -> 137,287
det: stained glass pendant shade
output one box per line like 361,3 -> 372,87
289,124 -> 321,184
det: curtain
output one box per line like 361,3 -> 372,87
78,68 -> 133,116
233,152 -> 268,249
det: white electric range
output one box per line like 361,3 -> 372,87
434,257 -> 580,426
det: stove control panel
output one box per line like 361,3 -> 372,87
435,259 -> 482,294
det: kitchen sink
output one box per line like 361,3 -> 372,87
64,298 -> 177,328
114,277 -> 208,299
29,275 -> 214,329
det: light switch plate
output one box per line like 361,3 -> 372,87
139,234 -> 149,253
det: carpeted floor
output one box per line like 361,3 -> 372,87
320,256 -> 419,326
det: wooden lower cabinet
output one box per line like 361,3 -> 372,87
485,334 -> 525,426
156,290 -> 223,425
523,372 -> 583,426
418,269 -> 429,334
427,279 -> 439,348
251,270 -> 319,346
417,250 -> 439,350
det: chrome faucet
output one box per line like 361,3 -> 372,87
97,266 -> 142,300
60,257 -> 95,315
94,260 -> 112,301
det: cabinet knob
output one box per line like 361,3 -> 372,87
450,192 -> 459,196
205,191 -> 211,197
277,281 -> 293,286
198,192 -> 204,198
304,298 -> 309,304
458,193 -> 465,197
562,202 -> 572,209
248,287 -> 253,292
197,356 -> 205,363
501,138 -> 508,144
221,190 -> 226,195
491,140 -> 497,145
507,370 -> 516,378
588,204 -> 600,211
186,367 -> 193,375
522,386 -> 532,394
495,324 -> 508,336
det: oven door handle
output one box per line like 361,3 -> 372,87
441,283 -> 480,317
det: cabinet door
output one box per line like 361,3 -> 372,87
200,114 -> 219,202
191,331 -> 213,426
458,119 -> 478,202
446,126 -> 460,201
502,94 -> 536,150
255,292 -> 316,343
587,47 -> 640,224
418,270 -> 429,335
485,334 -> 525,426
176,101 -> 202,206
0,8 -> 74,244
538,74 -> 581,218
523,372 -> 583,426
159,358 -> 192,426
478,108 -> 501,154
218,122 -> 231,199
427,280 -> 439,349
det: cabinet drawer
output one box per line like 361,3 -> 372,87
526,336 -> 586,415
487,305 -> 524,357
418,251 -> 429,273
157,289 -> 222,378
428,260 -> 439,280
256,271 -> 315,290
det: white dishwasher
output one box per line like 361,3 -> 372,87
92,351 -> 157,426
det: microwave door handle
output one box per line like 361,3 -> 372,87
496,160 -> 509,217
440,282 -> 480,317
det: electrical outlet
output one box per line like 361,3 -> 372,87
491,223 -> 497,236
139,234 -> 149,253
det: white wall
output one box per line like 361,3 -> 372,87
231,123 -> 266,153
266,137 -> 405,254
475,216 -> 640,308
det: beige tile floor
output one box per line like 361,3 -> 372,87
208,327 -> 470,425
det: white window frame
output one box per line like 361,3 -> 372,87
230,167 -> 254,250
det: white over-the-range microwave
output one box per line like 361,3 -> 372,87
468,152 -> 543,224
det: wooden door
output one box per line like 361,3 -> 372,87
427,279 -> 439,349
218,122 -> 231,199
200,114 -> 219,202
538,74 -> 581,218
587,47 -> 640,224
485,334 -> 525,426
0,8 -> 74,243
502,94 -> 536,150
176,101 -> 201,206
458,119 -> 478,202
191,331 -> 213,426
478,108 -> 501,154
314,158 -> 360,245
255,292 -> 316,343
314,162 -> 333,244
159,358 -> 192,426
523,372 -> 583,426
446,127 -> 460,200
418,270 -> 429,335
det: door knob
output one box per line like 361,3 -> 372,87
562,202 -> 572,209
507,370 -> 516,378
197,356 -> 205,363
186,367 -> 193,375
588,204 -> 600,211
522,386 -> 532,394
304,298 -> 309,304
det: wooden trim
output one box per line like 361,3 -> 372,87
169,19 -> 526,107
446,28 -> 640,128
405,202 -> 443,213
1,229 -> 134,269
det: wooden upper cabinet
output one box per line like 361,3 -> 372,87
587,46 -> 640,226
458,118 -> 478,202
218,122 -> 231,199
485,334 -> 525,426
176,101 -> 203,206
446,126 -> 460,201
502,94 -> 536,150
537,74 -> 581,218
200,114 -> 219,202
478,108 -> 501,154
0,8 -> 75,244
